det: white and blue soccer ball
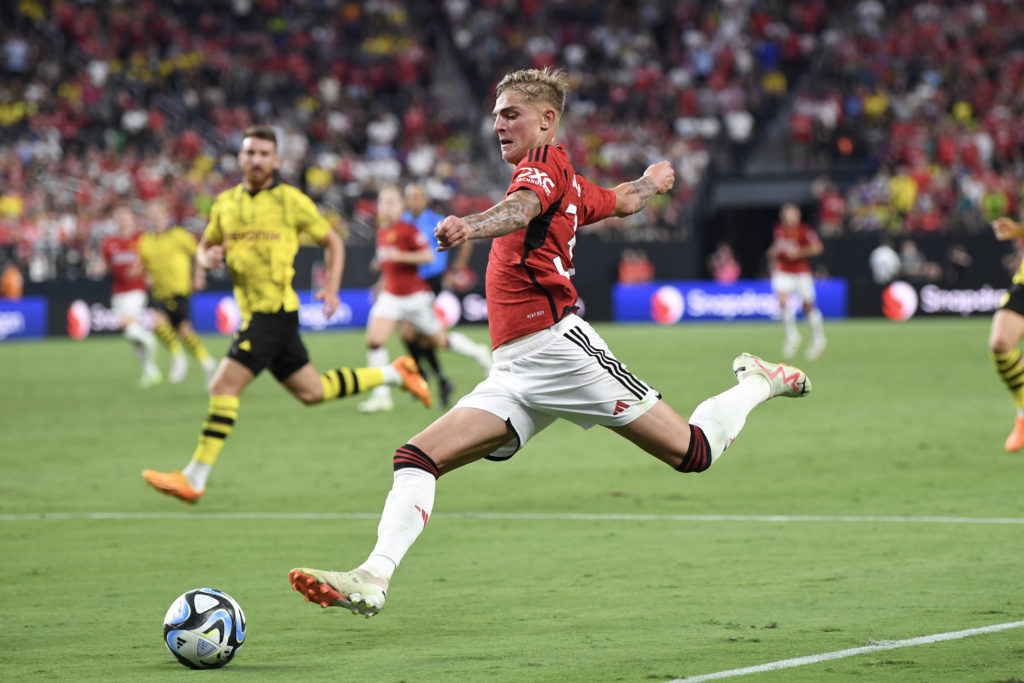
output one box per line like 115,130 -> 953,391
163,588 -> 246,669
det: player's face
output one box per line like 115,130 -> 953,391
377,187 -> 404,225
781,205 -> 800,226
238,136 -> 280,191
114,207 -> 137,236
146,203 -> 170,232
404,185 -> 427,215
492,91 -> 551,165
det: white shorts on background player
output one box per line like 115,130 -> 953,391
770,271 -> 816,303
369,290 -> 442,335
454,314 -> 660,460
111,289 -> 148,321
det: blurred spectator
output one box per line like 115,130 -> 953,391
811,176 -> 845,237
899,239 -> 941,282
617,248 -> 655,284
868,235 -> 900,285
708,242 -> 741,284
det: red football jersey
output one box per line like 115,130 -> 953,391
771,223 -> 820,274
486,144 -> 616,348
377,220 -> 431,296
101,234 -> 147,294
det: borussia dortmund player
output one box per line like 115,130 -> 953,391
143,125 -> 430,502
989,215 -> 1024,451
138,198 -> 217,385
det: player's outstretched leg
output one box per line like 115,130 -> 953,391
732,353 -> 811,398
288,568 -> 389,618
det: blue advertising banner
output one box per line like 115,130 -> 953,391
190,290 -> 376,335
612,279 -> 847,324
0,297 -> 48,340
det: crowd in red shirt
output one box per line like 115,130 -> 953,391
4,0 -> 1024,285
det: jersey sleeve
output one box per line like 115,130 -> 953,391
576,175 -> 617,226
803,226 -> 822,248
404,224 -> 429,251
203,198 -> 224,245
505,145 -> 568,214
174,227 -> 198,257
289,188 -> 331,244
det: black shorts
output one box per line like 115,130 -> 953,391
1002,283 -> 1024,317
153,295 -> 191,328
226,310 -> 310,381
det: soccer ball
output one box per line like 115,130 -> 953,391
162,588 -> 246,669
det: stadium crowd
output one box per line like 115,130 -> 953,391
792,0 -> 1024,237
1,0 -> 1023,285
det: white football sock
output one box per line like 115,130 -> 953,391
807,307 -> 825,346
688,377 -> 770,462
362,467 -> 436,579
182,460 -> 211,491
366,346 -> 392,398
447,331 -> 492,371
781,305 -> 799,344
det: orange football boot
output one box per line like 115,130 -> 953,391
391,356 -> 432,408
142,469 -> 202,503
1004,417 -> 1024,452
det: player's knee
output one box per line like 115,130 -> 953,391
990,336 -> 1014,355
674,424 -> 712,473
393,443 -> 439,478
294,388 -> 322,405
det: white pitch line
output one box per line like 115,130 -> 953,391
1,511 -> 1024,524
670,620 -> 1024,682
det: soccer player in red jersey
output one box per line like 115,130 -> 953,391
359,185 -> 491,413
768,203 -> 826,360
100,204 -> 162,387
290,68 -> 813,617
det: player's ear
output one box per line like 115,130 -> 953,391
539,107 -> 558,131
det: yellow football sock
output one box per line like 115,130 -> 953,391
182,330 -> 211,362
154,321 -> 182,355
992,349 -> 1024,410
192,395 -> 239,466
320,367 -> 385,401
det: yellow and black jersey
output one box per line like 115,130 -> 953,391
1014,250 -> 1024,286
204,182 -> 331,320
138,226 -> 198,300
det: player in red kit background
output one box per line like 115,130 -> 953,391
768,203 -> 826,360
100,204 -> 161,387
289,67 -> 813,617
359,185 -> 490,413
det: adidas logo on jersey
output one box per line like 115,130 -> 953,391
612,400 -> 629,416
514,168 -> 555,195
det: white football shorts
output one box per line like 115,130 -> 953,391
453,314 -> 661,460
368,290 -> 442,335
111,289 -> 148,321
770,270 -> 817,303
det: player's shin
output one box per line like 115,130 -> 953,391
184,394 -> 239,490
319,367 -> 385,400
992,348 -> 1024,409
687,379 -> 771,462
360,444 -> 439,580
154,321 -> 183,355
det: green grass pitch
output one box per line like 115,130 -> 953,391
2,319 -> 1023,681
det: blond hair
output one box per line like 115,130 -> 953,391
495,67 -> 570,117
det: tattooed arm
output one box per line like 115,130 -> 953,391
435,190 -> 542,252
610,161 -> 675,217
